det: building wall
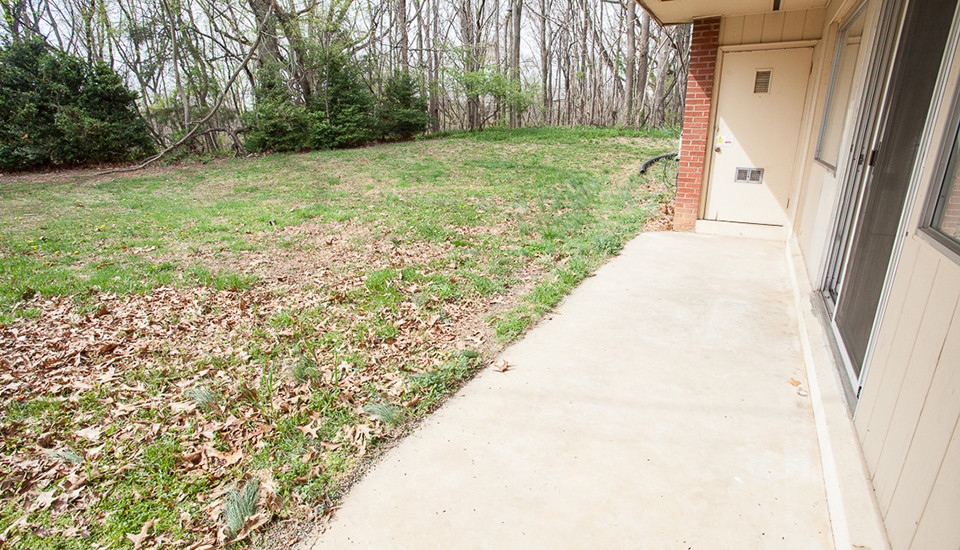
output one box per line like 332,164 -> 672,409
671,0 -> 960,547
675,18 -> 720,231
852,24 -> 960,546
789,0 -> 876,282
676,9 -> 825,231
675,0 -> 960,547
720,8 -> 826,45
855,235 -> 960,548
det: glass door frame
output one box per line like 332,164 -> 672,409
819,0 -> 908,393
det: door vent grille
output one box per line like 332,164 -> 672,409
754,70 -> 772,93
735,167 -> 764,183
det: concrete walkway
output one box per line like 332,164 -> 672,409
302,232 -> 833,549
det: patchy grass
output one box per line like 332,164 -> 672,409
0,127 -> 676,548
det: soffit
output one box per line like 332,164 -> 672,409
635,0 -> 830,25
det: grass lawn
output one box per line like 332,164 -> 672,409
0,127 -> 677,548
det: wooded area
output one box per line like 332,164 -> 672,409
0,0 -> 689,159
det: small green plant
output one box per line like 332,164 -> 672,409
187,385 -> 220,412
47,448 -> 82,463
222,478 -> 260,540
364,403 -> 405,427
289,354 -> 318,384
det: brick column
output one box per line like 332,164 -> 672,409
675,17 -> 720,231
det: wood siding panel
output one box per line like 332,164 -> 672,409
872,264 -> 960,519
742,14 -> 765,44
855,240 -> 923,439
762,12 -> 786,43
802,8 -> 826,40
858,246 -> 940,472
855,234 -> 960,549
782,10 -> 807,41
722,16 -> 745,46
721,9 -> 823,46
885,298 -> 960,549
909,418 -> 960,549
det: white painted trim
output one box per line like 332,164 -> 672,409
828,315 -> 863,393
786,243 -> 852,550
718,39 -> 820,53
786,238 -> 891,550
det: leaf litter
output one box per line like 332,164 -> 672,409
0,136 -> 676,548
0,231 -> 543,548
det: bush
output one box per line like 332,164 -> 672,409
0,39 -> 155,171
310,51 -> 377,149
245,50 -> 424,153
377,71 -> 429,140
243,65 -> 312,152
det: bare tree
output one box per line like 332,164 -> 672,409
0,0 -> 689,152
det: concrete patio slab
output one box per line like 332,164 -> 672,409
301,232 -> 834,549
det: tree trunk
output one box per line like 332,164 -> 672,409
539,0 -> 550,125
247,0 -> 279,69
510,0 -> 522,128
637,11 -> 651,124
272,3 -> 313,101
650,27 -> 670,127
397,0 -> 409,72
623,0 -> 635,127
460,0 -> 480,130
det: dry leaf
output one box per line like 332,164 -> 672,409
75,426 -> 102,441
32,491 -> 56,511
788,378 -> 802,387
125,519 -> 156,549
296,421 -> 322,438
230,512 -> 270,543
208,447 -> 244,467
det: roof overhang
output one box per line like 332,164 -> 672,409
634,0 -> 829,25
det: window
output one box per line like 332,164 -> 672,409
929,123 -> 960,248
816,5 -> 868,169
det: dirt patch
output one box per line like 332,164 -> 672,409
172,221 -> 458,290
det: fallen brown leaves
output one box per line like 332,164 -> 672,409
0,137 -> 675,548
0,229 -> 533,547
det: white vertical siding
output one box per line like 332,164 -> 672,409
855,237 -> 960,549
720,8 -> 825,46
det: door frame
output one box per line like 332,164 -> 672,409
700,40 -> 819,222
819,0 -> 905,390
820,0 -> 885,308
856,2 -> 960,397
820,0 -> 960,397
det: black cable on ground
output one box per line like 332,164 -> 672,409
639,152 -> 678,174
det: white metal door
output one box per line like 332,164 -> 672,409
705,47 -> 813,226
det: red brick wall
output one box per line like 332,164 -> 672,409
675,17 -> 721,231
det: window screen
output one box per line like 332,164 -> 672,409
816,5 -> 867,169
